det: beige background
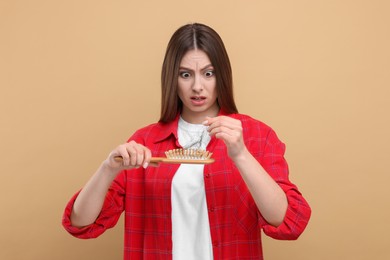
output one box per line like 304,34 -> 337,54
1,0 -> 389,259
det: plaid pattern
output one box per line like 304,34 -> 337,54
63,111 -> 311,259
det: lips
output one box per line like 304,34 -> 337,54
191,96 -> 206,101
190,96 -> 206,106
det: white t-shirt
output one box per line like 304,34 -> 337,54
171,117 -> 213,260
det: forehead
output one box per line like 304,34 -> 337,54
180,49 -> 211,66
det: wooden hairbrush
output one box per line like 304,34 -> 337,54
114,148 -> 215,165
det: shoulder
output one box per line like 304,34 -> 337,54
229,113 -> 285,145
127,122 -> 159,142
229,113 -> 273,133
134,123 -> 159,134
133,122 -> 161,134
127,120 -> 176,144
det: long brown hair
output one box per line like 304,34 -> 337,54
159,23 -> 238,123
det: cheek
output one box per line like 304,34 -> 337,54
177,83 -> 185,100
210,81 -> 218,96
177,78 -> 191,94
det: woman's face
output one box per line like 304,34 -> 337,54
177,49 -> 219,124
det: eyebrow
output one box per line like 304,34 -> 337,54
179,64 -> 214,71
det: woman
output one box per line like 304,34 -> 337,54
63,23 -> 311,259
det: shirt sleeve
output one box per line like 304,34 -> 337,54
62,171 -> 126,239
258,128 -> 311,240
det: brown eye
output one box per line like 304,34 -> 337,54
205,70 -> 214,77
179,71 -> 191,78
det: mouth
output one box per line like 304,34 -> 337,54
190,96 -> 207,106
191,96 -> 206,101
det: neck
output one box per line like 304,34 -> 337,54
181,106 -> 220,124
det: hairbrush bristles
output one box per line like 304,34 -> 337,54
114,148 -> 215,165
165,149 -> 212,160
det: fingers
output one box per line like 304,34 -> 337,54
203,116 -> 243,140
110,141 -> 151,169
203,116 -> 246,159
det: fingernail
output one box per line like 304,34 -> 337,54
202,120 -> 208,125
143,162 -> 149,169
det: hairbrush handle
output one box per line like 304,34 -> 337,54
113,156 -> 215,165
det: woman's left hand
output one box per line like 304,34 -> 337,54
203,116 -> 247,159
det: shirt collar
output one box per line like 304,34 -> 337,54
153,114 -> 180,144
153,109 -> 231,144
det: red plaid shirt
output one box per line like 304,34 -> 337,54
63,111 -> 311,259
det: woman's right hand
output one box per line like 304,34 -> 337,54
105,140 -> 152,171
70,140 -> 152,228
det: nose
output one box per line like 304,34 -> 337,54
191,74 -> 203,92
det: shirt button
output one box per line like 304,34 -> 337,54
209,207 -> 214,212
205,173 -> 210,178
